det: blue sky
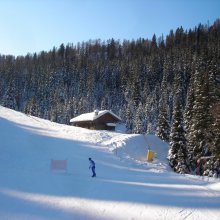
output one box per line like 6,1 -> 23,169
0,0 -> 219,56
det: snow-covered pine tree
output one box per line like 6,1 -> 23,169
132,80 -> 141,107
133,102 -> 145,134
26,96 -> 38,117
156,67 -> 170,142
184,74 -> 196,172
168,70 -> 188,174
125,101 -> 134,133
205,57 -> 220,177
3,80 -> 17,110
168,99 -> 188,173
213,103 -> 220,177
187,58 -> 214,175
145,84 -> 160,134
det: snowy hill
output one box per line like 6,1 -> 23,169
0,106 -> 220,220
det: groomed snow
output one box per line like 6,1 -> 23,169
0,106 -> 220,220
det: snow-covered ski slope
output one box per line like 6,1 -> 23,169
0,106 -> 220,220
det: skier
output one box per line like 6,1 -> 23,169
89,157 -> 96,177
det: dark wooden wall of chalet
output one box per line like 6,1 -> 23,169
73,121 -> 92,129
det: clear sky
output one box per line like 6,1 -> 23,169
0,0 -> 219,56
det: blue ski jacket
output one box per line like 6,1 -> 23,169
89,159 -> 95,168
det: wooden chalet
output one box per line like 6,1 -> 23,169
70,110 -> 121,131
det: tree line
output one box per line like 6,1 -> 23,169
0,19 -> 219,177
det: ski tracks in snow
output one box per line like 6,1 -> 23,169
178,209 -> 196,220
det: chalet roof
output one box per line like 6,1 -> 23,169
70,110 -> 121,123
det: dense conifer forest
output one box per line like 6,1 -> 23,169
0,20 -> 220,176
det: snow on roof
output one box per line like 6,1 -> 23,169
70,110 -> 121,123
106,123 -> 116,127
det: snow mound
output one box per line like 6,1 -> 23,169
100,131 -> 170,171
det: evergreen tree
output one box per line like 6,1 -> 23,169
168,99 -> 188,173
27,96 -> 38,116
156,67 -> 170,142
125,101 -> 134,133
132,80 -> 141,107
184,74 -> 195,171
133,103 -> 144,134
169,65 -> 189,174
187,58 -> 214,175
3,80 -> 17,110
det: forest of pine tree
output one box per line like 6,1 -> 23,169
0,20 -> 220,177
